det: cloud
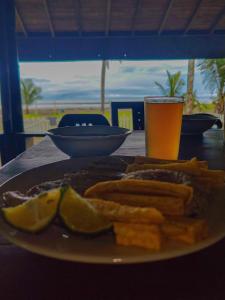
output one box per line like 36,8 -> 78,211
20,60 -> 213,103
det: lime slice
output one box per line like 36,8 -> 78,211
1,188 -> 61,233
59,186 -> 112,234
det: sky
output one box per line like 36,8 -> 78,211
19,60 -> 213,103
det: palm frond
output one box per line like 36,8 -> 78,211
20,78 -> 42,106
154,81 -> 168,96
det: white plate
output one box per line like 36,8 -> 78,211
0,157 -> 225,264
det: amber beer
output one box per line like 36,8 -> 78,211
144,97 -> 184,160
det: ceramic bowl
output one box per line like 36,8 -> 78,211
181,114 -> 222,135
47,125 -> 131,157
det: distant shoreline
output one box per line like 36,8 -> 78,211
28,97 -> 214,110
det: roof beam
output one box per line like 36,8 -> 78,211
158,0 -> 175,35
43,0 -> 55,37
131,0 -> 141,35
17,34 -> 225,61
184,0 -> 203,34
74,0 -> 83,36
105,0 -> 112,35
15,6 -> 28,37
209,4 -> 225,34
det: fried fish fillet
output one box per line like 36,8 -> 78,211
113,222 -> 161,250
88,198 -> 165,224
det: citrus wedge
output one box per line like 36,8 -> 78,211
1,188 -> 61,233
59,186 -> 112,234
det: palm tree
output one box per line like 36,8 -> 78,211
155,70 -> 185,97
21,79 -> 42,114
100,60 -> 109,114
183,90 -> 201,112
186,59 -> 195,114
198,59 -> 225,114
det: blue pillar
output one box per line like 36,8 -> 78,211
0,0 -> 25,164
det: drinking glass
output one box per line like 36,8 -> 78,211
144,96 -> 184,160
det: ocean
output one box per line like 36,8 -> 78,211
31,96 -> 214,109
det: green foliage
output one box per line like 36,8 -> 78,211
21,79 -> 42,113
198,59 -> 225,113
183,90 -> 201,112
154,70 -> 185,97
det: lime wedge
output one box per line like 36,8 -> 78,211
59,186 -> 112,234
1,188 -> 61,233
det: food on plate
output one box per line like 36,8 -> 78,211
122,169 -> 191,184
1,188 -> 61,233
85,179 -> 193,201
126,159 -> 225,189
26,179 -> 67,196
63,169 -> 123,195
113,222 -> 161,250
25,170 -> 122,197
88,198 -> 165,224
85,179 -> 193,216
161,217 -> 208,244
91,193 -> 187,216
1,155 -> 223,252
59,186 -> 112,234
125,156 -> 225,216
126,159 -> 203,175
2,191 -> 31,207
134,156 -> 208,168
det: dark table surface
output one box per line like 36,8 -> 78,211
0,130 -> 225,300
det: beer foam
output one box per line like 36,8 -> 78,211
144,96 -> 184,103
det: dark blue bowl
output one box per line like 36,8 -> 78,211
181,113 -> 222,135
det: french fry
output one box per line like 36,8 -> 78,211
134,156 -> 208,169
161,217 -> 208,244
113,222 -> 161,250
199,169 -> 225,184
126,160 -> 202,175
85,179 -> 193,203
97,193 -> 186,216
88,198 -> 165,224
134,156 -> 187,165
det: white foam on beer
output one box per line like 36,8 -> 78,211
144,96 -> 184,103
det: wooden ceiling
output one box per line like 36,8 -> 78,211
15,0 -> 225,37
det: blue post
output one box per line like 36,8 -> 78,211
0,0 -> 25,164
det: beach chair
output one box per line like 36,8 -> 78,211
58,114 -> 110,127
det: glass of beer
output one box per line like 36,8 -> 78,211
144,96 -> 184,160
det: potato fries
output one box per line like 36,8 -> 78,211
126,160 -> 202,175
94,193 -> 186,216
85,179 -> 193,203
161,217 -> 208,244
134,156 -> 208,169
113,222 -> 161,250
88,198 -> 165,224
126,158 -> 225,189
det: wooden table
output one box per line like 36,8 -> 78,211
0,130 -> 225,300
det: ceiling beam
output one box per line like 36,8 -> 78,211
184,0 -> 203,34
15,6 -> 28,37
158,0 -> 175,35
17,34 -> 225,61
105,0 -> 112,35
209,4 -> 225,34
131,0 -> 141,35
43,0 -> 55,37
